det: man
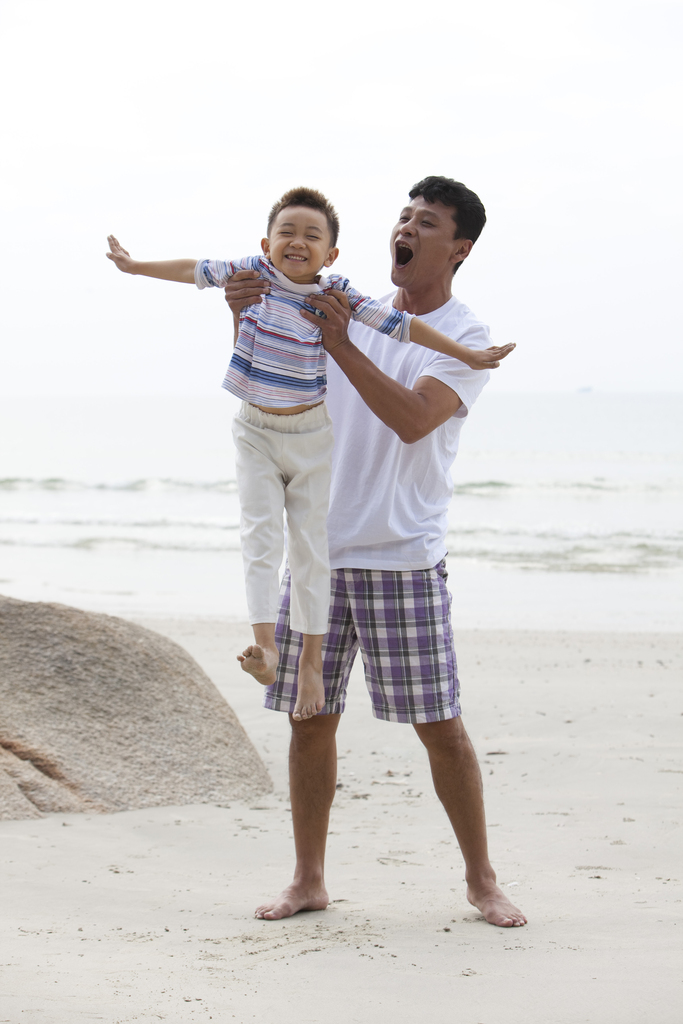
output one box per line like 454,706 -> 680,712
225,175 -> 526,928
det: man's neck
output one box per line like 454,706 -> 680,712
392,279 -> 453,316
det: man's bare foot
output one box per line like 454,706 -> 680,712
467,879 -> 527,927
255,881 -> 329,920
237,643 -> 278,686
292,661 -> 325,722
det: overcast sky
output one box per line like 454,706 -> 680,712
1,0 -> 681,395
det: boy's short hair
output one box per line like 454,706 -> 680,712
267,187 -> 340,248
409,176 -> 486,275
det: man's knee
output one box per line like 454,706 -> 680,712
413,715 -> 471,752
289,712 -> 340,751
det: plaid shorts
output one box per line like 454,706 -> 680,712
264,560 -> 461,724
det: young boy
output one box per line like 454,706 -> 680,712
106,187 -> 512,722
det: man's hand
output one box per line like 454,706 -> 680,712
106,235 -> 136,274
300,290 -> 352,353
223,269 -> 270,315
463,344 -> 516,371
224,270 -> 270,344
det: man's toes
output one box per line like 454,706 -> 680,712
506,906 -> 526,926
496,908 -> 526,927
255,903 -> 282,920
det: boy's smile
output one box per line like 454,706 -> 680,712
262,207 -> 339,285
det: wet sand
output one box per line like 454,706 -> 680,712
1,621 -> 681,1023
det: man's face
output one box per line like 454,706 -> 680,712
262,207 -> 338,284
390,197 -> 473,289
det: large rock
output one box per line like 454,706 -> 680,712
0,596 -> 272,819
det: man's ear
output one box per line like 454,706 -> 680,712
261,237 -> 271,257
451,238 -> 473,270
323,247 -> 340,269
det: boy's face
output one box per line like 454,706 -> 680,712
262,207 -> 339,284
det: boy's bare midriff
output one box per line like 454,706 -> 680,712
253,401 -> 324,415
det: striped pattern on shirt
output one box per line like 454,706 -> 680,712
195,255 -> 413,408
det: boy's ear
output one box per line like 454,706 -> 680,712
323,247 -> 340,269
261,237 -> 271,257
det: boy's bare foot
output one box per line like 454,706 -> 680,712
292,661 -> 325,721
237,644 -> 278,686
255,881 -> 329,920
467,879 -> 527,927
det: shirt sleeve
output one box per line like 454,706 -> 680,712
194,254 -> 265,289
415,322 -> 492,416
331,277 -> 414,344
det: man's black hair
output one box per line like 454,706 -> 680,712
408,176 -> 486,275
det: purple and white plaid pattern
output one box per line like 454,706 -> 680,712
265,561 -> 461,724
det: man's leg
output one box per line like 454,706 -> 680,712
413,716 -> 527,927
255,712 -> 340,920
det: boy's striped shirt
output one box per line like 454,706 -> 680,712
195,256 -> 413,408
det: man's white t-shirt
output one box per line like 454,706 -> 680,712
325,292 -> 491,571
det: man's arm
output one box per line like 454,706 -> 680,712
302,291 -> 463,445
106,235 -> 196,284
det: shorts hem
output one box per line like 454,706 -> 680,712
263,695 -> 346,716
370,703 -> 461,725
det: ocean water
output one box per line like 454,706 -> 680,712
1,393 -> 681,631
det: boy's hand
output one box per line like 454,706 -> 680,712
223,270 -> 270,314
300,290 -> 352,353
464,343 -> 516,370
106,235 -> 136,274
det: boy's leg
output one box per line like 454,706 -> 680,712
293,632 -> 325,722
281,408 -> 334,720
232,408 -> 286,685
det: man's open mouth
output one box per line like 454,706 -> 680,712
395,241 -> 413,267
285,254 -> 307,262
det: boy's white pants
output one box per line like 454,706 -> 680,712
232,401 -> 333,636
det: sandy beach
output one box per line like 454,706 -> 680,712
1,618 -> 681,1023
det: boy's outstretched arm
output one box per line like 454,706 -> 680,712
106,235 -> 196,284
409,318 -> 515,370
